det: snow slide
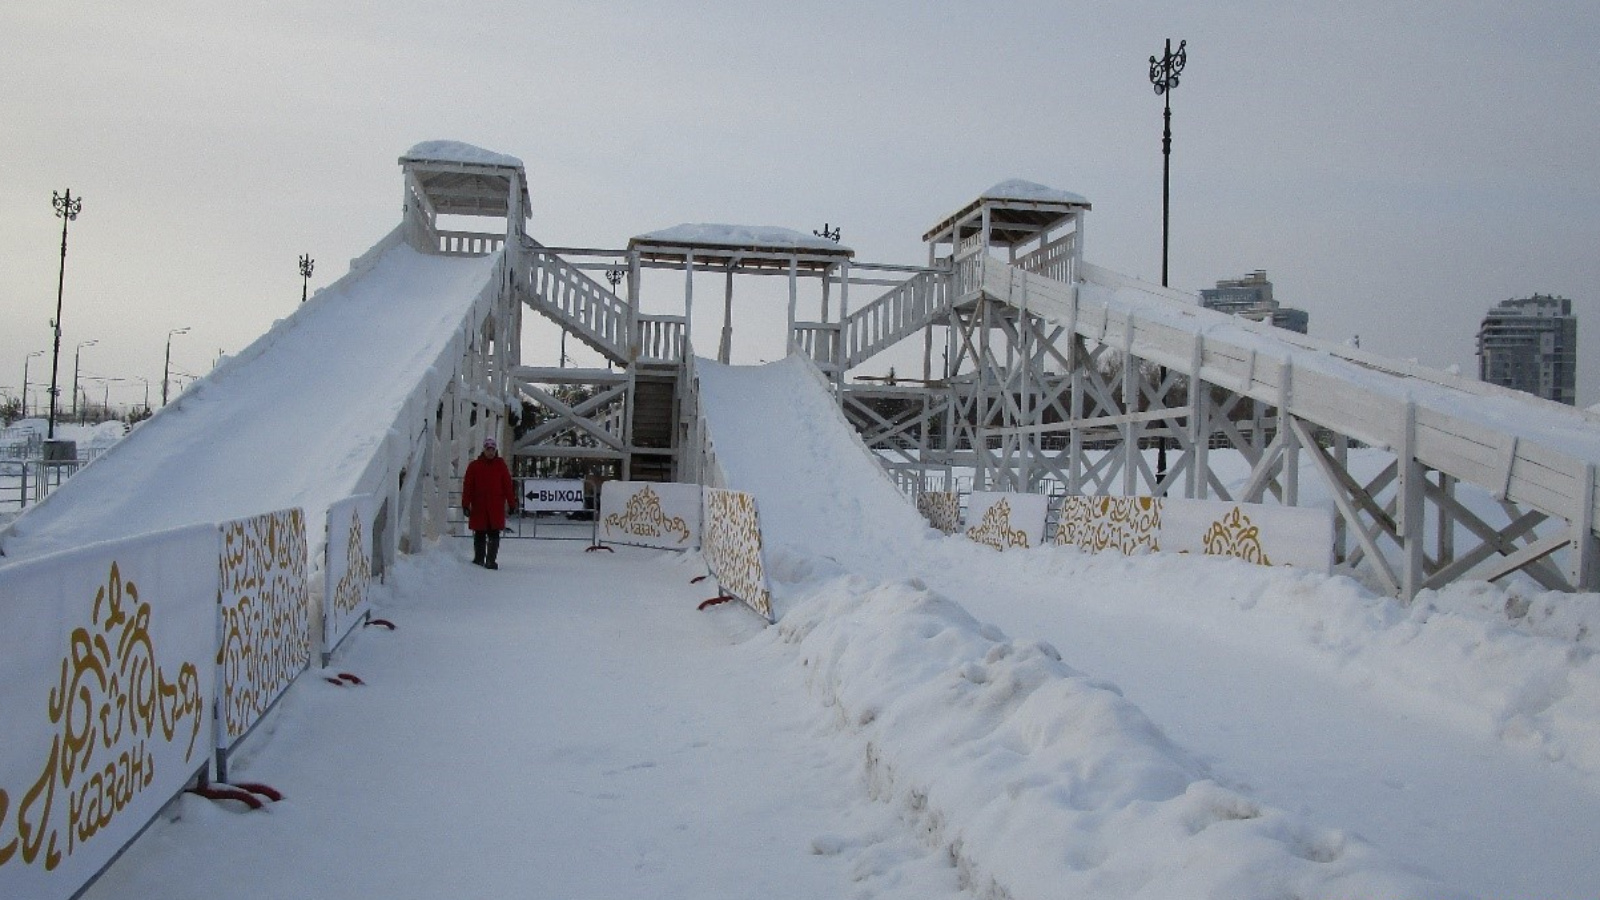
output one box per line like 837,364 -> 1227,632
0,230 -> 500,562
692,355 -> 1491,898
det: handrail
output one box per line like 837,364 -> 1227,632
437,230 -> 505,257
837,270 -> 950,370
636,314 -> 687,365
522,249 -> 633,361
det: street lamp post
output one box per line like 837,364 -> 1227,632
21,350 -> 44,418
163,327 -> 190,406
47,189 -> 84,440
1149,39 -> 1186,288
1149,38 -> 1187,484
299,254 -> 315,303
72,339 -> 97,423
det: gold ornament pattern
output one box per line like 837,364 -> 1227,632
916,492 -> 961,535
702,488 -> 772,620
0,562 -> 204,873
216,509 -> 310,746
604,486 -> 691,544
331,507 -> 372,620
1055,496 -> 1162,555
1201,506 -> 1272,565
965,498 -> 1031,551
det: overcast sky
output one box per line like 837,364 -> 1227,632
2,0 -> 1596,411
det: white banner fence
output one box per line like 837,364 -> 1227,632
701,488 -> 774,621
325,494 -> 379,664
0,525 -> 219,900
964,491 -> 1051,550
1056,495 -> 1334,572
597,481 -> 703,551
0,495 -> 398,900
216,509 -> 313,780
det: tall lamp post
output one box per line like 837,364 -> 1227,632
1149,39 -> 1186,288
299,254 -> 314,303
72,339 -> 98,422
47,189 -> 84,440
163,327 -> 190,406
1149,38 -> 1186,483
21,350 -> 44,419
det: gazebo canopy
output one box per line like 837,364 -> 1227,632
399,140 -> 529,219
629,224 -> 854,273
923,179 -> 1090,248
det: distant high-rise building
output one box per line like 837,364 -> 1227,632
1477,294 -> 1578,405
1199,270 -> 1309,334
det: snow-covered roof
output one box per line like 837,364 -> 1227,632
400,140 -> 524,170
924,179 -> 1090,247
631,223 -> 853,255
399,141 -> 529,219
981,179 -> 1090,207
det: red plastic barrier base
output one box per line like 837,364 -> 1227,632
365,618 -> 396,630
697,595 -> 734,611
230,781 -> 285,802
188,784 -> 265,810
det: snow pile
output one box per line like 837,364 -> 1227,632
918,535 -> 1600,784
776,575 -> 1469,899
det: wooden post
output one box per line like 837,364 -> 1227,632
684,253 -> 695,354
786,257 -> 798,355
1398,400 -> 1425,601
1572,462 -> 1597,590
1188,334 -> 1206,500
718,261 -> 735,364
1281,358 -> 1298,506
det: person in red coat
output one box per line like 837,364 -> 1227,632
462,437 -> 516,569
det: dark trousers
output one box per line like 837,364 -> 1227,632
472,529 -> 501,565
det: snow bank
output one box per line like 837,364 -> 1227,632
775,575 -> 1470,899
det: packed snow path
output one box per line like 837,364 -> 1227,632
81,541 -> 971,900
697,356 -> 1600,898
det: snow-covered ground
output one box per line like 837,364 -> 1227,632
81,540 -> 975,900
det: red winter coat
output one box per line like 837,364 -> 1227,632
462,453 -> 516,531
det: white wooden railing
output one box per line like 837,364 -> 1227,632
839,270 -> 949,369
637,314 -> 687,365
1015,231 -> 1076,284
791,322 -> 843,371
522,249 -> 632,361
437,230 -> 505,257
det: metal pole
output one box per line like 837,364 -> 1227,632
163,327 -> 189,406
72,339 -> 96,423
47,189 -> 83,440
21,351 -> 42,419
1149,39 -> 1186,486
